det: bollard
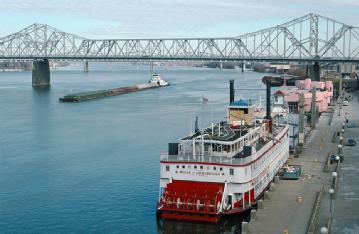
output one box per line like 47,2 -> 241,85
250,209 -> 257,221
269,184 -> 276,192
264,191 -> 271,200
257,199 -> 264,209
242,221 -> 250,233
274,176 -> 280,183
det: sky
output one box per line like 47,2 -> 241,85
0,0 -> 358,39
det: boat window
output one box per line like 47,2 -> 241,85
230,168 -> 234,175
166,165 -> 170,171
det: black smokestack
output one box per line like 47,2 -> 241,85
263,76 -> 273,134
229,79 -> 234,103
266,78 -> 271,119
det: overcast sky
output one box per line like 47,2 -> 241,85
0,0 -> 358,39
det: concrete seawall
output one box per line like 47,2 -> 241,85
243,100 -> 341,233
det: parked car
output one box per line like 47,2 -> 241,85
330,154 -> 344,164
345,139 -> 357,146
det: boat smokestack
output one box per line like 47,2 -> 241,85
266,78 -> 271,119
263,76 -> 272,133
195,116 -> 199,133
229,80 -> 235,103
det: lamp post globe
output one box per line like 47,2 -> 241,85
320,227 -> 328,233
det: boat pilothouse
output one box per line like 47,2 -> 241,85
157,78 -> 290,223
149,73 -> 169,87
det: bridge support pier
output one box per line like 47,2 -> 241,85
306,64 -> 309,78
313,61 -> 320,81
84,61 -> 89,72
32,59 -> 50,87
149,60 -> 154,73
242,61 -> 245,72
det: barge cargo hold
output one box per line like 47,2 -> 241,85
59,74 -> 169,102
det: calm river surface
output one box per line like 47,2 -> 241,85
0,63 -> 267,233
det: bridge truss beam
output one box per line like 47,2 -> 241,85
0,14 -> 359,62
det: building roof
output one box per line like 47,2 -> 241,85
274,90 -> 287,95
229,99 -> 252,107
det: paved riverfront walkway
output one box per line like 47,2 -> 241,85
248,103 -> 340,233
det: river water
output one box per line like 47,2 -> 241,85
0,63 -> 267,233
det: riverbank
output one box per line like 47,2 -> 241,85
242,99 -> 340,233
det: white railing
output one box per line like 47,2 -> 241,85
160,152 -> 253,165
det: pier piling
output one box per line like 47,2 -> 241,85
264,191 -> 271,200
84,61 -> 89,72
258,199 -> 264,209
241,221 -> 250,233
32,59 -> 50,87
250,209 -> 257,221
313,61 -> 320,81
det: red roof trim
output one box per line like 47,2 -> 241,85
274,90 -> 286,95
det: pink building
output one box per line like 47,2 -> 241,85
274,79 -> 333,113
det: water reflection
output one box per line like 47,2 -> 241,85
157,211 -> 251,234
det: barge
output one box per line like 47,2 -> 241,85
59,73 -> 169,102
157,78 -> 290,223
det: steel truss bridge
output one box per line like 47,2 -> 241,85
1,13 -> 359,63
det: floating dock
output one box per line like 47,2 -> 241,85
59,82 -> 161,102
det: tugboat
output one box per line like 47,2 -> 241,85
149,73 -> 169,86
156,78 -> 289,223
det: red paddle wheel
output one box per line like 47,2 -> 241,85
158,180 -> 224,222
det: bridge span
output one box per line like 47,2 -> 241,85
0,13 -> 358,86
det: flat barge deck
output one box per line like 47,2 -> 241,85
59,82 -> 162,102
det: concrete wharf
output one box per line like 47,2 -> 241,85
243,92 -> 359,234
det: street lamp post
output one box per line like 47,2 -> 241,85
329,188 -> 335,216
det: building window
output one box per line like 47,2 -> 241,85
200,166 -> 203,169
194,166 -> 197,169
166,165 -> 170,171
230,168 -> 234,175
182,165 -> 185,169
288,102 -> 298,113
176,165 -> 179,169
213,167 -> 217,170
220,167 -> 223,171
